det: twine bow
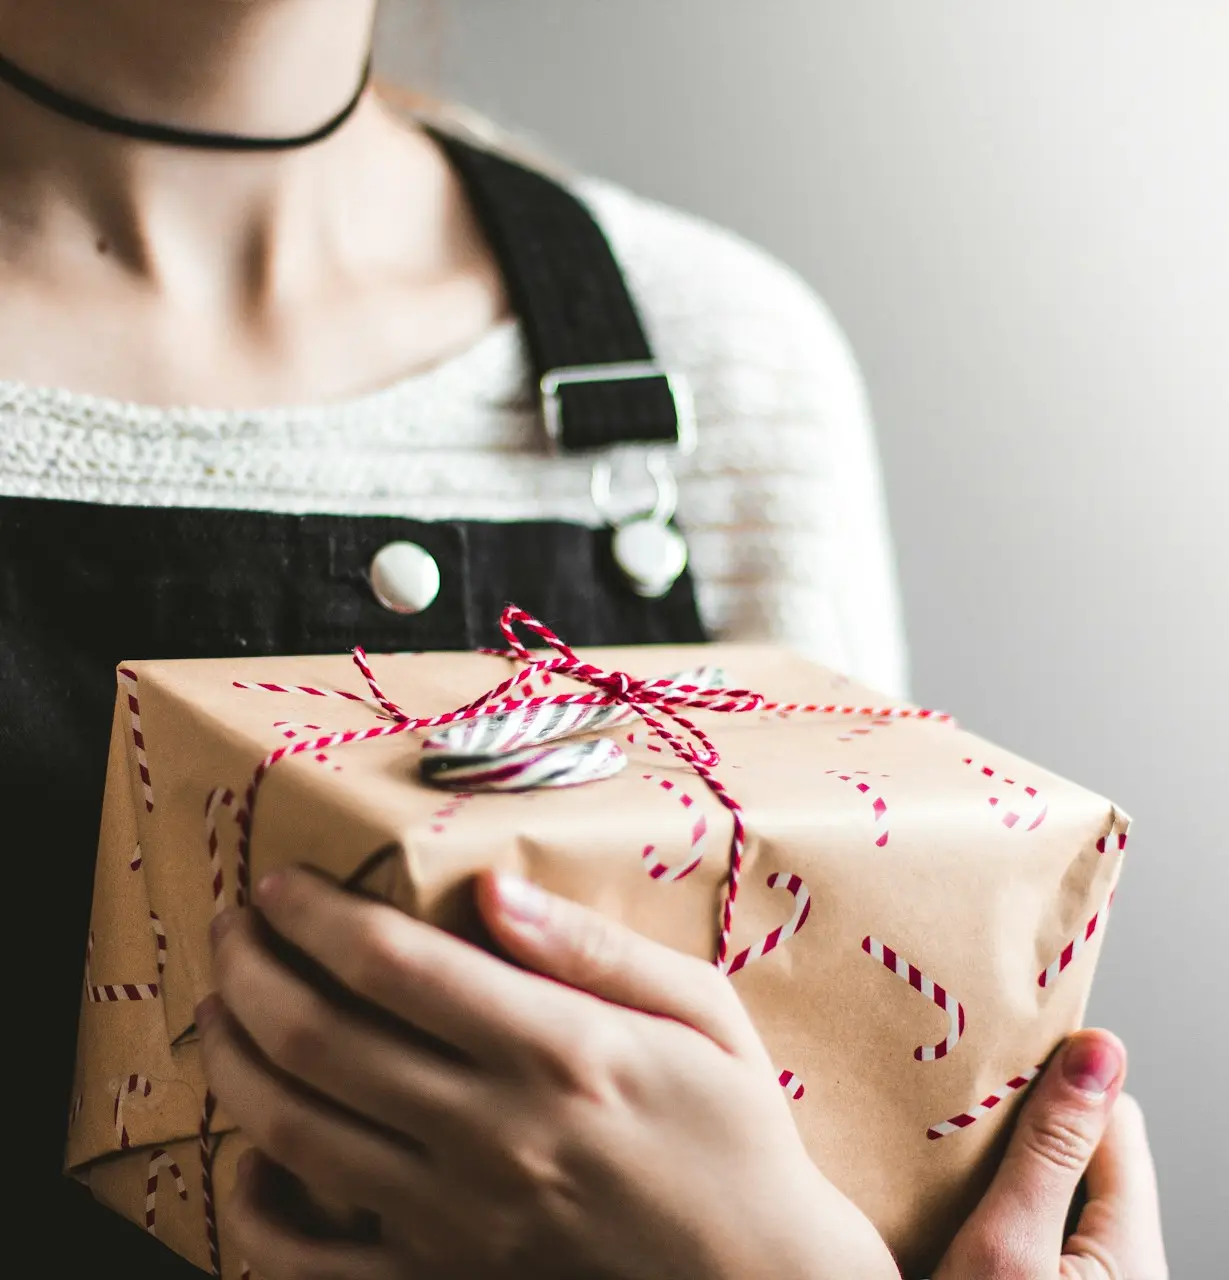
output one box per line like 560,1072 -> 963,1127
234,606 -> 766,965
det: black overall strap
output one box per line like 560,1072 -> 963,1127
429,129 -> 690,456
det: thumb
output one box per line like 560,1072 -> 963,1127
475,870 -> 760,1055
938,1030 -> 1127,1278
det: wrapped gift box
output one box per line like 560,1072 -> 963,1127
66,626 -> 1128,1279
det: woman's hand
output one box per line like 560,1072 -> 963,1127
935,1030 -> 1168,1279
199,869 -> 901,1280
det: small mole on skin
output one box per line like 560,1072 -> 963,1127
96,238 -> 109,255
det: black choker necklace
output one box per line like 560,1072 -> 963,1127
0,49 -> 372,152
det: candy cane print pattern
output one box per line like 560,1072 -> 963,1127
824,771 -> 890,848
429,792 -> 474,834
640,774 -> 708,882
86,928 -> 160,1003
114,1074 -> 152,1149
837,718 -> 893,743
204,787 -> 237,915
144,1149 -> 188,1235
861,937 -> 966,1062
149,910 -> 167,978
778,1069 -> 805,1101
118,667 -> 155,812
926,1066 -> 1042,1139
963,758 -> 1048,832
720,873 -> 812,977
271,722 -> 346,772
1038,888 -> 1117,989
1096,813 -> 1131,855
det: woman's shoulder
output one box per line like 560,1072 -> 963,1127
572,176 -> 864,400
573,177 -> 909,699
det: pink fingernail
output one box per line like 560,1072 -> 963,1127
256,871 -> 287,905
1062,1035 -> 1124,1098
497,875 -> 548,926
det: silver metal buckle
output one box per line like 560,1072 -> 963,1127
590,451 -> 679,528
540,362 -> 697,456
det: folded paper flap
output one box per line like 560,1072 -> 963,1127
65,1027 -> 227,1175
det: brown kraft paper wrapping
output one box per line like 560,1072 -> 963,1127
66,642 -> 1129,1279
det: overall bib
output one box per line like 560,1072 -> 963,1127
0,133 -> 707,1276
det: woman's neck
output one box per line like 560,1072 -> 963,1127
0,0 -> 377,143
0,0 -> 396,296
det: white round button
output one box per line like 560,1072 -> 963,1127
369,542 -> 441,615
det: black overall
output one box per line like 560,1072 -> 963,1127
0,134 -> 707,1275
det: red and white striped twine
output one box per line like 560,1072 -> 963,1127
927,1066 -> 1041,1140
963,758 -> 1048,832
145,1148 -> 187,1235
232,680 -> 370,706
763,701 -> 953,725
824,770 -> 890,848
130,842 -> 143,871
200,1093 -> 222,1276
118,667 -> 155,812
224,607 -> 928,961
114,1074 -> 151,1149
640,774 -> 708,882
862,937 -> 966,1062
227,607 -> 762,955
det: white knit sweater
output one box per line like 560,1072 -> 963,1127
0,178 -> 909,698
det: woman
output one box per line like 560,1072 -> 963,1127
0,2 -> 1167,1277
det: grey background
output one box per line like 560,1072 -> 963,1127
377,2 -> 1228,1268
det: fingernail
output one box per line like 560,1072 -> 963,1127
236,1149 -> 256,1183
256,871 -> 287,905
1063,1034 -> 1124,1098
194,994 -> 220,1031
209,909 -> 236,947
497,874 -> 549,926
